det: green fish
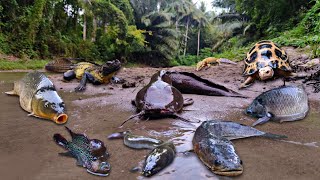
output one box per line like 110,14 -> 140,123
53,127 -> 110,176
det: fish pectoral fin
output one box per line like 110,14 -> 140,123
5,90 -> 17,96
58,151 -> 75,158
76,157 -> 85,167
252,116 -> 271,126
28,113 -> 41,118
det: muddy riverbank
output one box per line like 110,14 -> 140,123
0,61 -> 319,179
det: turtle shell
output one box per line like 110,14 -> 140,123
243,40 -> 292,76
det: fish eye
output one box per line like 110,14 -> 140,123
240,160 -> 243,165
214,160 -> 221,166
59,102 -> 65,108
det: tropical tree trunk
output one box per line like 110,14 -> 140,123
83,15 -> 86,40
183,17 -> 190,57
197,28 -> 201,57
91,16 -> 97,42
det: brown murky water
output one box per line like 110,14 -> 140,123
0,69 -> 319,180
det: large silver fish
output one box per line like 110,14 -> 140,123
192,120 -> 286,176
246,85 -> 309,126
5,71 -> 68,124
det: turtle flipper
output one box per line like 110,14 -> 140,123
239,76 -> 255,89
75,73 -> 88,92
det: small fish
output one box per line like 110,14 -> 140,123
142,142 -> 176,177
246,85 -> 309,126
108,131 -> 164,149
108,132 -> 175,177
53,127 -> 110,176
5,71 -> 68,124
193,120 -> 287,176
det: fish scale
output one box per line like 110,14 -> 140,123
246,85 -> 309,126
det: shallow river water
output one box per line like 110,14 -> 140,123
0,71 -> 319,180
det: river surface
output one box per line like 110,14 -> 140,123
0,71 -> 319,180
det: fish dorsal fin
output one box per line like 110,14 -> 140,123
65,126 -> 89,141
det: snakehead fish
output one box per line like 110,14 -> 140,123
193,120 -> 287,176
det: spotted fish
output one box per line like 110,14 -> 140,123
54,127 -> 110,176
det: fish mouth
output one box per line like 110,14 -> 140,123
86,169 -> 109,177
213,168 -> 243,176
54,114 -> 68,124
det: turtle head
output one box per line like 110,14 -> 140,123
258,66 -> 274,80
101,59 -> 121,76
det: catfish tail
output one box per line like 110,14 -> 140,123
261,133 -> 287,139
53,134 -> 68,148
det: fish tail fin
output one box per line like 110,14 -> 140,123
262,133 -> 287,139
53,134 -> 68,148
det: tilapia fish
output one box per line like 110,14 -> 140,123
5,71 -> 68,124
54,127 -> 110,176
192,120 -> 286,176
108,131 -> 175,177
246,85 -> 309,126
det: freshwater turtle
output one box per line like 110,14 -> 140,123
240,40 -> 294,88
45,59 -> 121,92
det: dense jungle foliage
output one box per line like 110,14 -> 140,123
0,0 -> 319,67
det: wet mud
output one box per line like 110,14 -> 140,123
0,62 -> 319,180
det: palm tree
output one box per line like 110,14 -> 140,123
141,11 -> 179,62
194,2 -> 208,56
